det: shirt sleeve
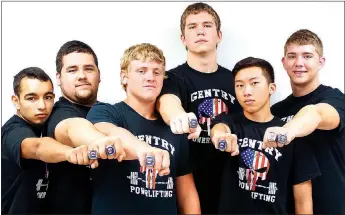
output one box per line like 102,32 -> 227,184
318,88 -> 345,132
176,134 -> 194,177
86,102 -> 123,127
291,137 -> 321,185
46,106 -> 82,138
2,126 -> 37,168
159,71 -> 189,109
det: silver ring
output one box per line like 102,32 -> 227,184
88,149 -> 98,160
105,145 -> 116,156
189,119 -> 198,128
267,132 -> 277,142
218,140 -> 227,151
277,134 -> 288,145
145,155 -> 155,167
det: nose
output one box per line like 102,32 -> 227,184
244,85 -> 252,97
37,98 -> 47,111
294,56 -> 304,68
77,69 -> 87,80
145,70 -> 155,82
197,25 -> 205,36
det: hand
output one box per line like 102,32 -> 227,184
65,145 -> 96,166
211,131 -> 239,156
136,145 -> 170,177
170,112 -> 201,139
262,127 -> 296,148
88,136 -> 126,167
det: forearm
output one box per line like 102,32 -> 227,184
55,118 -> 106,147
283,105 -> 321,138
35,137 -> 71,163
156,94 -> 186,125
295,199 -> 313,215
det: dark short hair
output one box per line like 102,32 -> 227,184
56,40 -> 99,73
232,57 -> 275,83
13,67 -> 53,96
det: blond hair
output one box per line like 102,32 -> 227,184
284,29 -> 324,56
180,2 -> 221,36
120,43 -> 166,90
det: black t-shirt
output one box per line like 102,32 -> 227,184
43,96 -> 92,214
1,115 -> 49,214
86,101 -> 193,214
160,62 -> 242,213
214,113 -> 320,214
271,84 -> 345,214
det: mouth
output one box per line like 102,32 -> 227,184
143,85 -> 156,89
293,71 -> 307,76
76,83 -> 91,88
35,113 -> 48,118
244,99 -> 255,105
195,39 -> 208,44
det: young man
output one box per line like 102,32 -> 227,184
265,29 -> 345,214
210,57 -> 320,214
156,3 -> 242,213
86,43 -> 200,214
1,67 -> 91,214
44,40 -> 171,214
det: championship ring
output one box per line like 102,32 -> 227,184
267,132 -> 277,142
218,140 -> 227,151
145,155 -> 155,167
105,145 -> 116,156
88,149 -> 98,160
277,134 -> 288,145
189,118 -> 198,128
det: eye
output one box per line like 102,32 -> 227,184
154,71 -> 162,76
26,97 -> 35,101
204,24 -> 212,28
188,26 -> 195,29
236,84 -> 243,88
252,81 -> 259,86
138,70 -> 145,74
67,69 -> 76,73
85,67 -> 94,72
304,55 -> 313,59
45,95 -> 53,100
287,55 -> 295,59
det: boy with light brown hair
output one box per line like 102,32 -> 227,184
157,3 -> 242,213
87,43 -> 201,214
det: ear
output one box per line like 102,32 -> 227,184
181,33 -> 187,47
120,70 -> 128,85
11,95 -> 20,110
56,72 -> 61,86
217,30 -> 223,44
281,57 -> 288,71
269,83 -> 276,95
318,56 -> 326,71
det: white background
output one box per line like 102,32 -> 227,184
2,2 -> 344,125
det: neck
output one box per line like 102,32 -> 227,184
243,101 -> 273,123
124,96 -> 157,120
187,49 -> 218,73
62,94 -> 96,107
291,76 -> 320,97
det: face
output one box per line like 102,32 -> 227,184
282,44 -> 325,86
121,59 -> 164,102
57,52 -> 100,105
181,11 -> 222,54
12,78 -> 55,125
235,67 -> 275,114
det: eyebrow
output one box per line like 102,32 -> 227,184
235,76 -> 260,82
83,64 -> 95,68
24,93 -> 38,97
66,65 -> 78,70
287,52 -> 314,55
187,21 -> 214,26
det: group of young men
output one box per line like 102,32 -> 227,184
2,2 -> 344,215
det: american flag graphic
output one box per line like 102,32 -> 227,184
198,98 -> 228,135
140,167 -> 158,189
241,148 -> 270,191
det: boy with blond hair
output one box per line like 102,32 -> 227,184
264,29 -> 345,214
86,43 -> 200,214
157,2 -> 241,213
